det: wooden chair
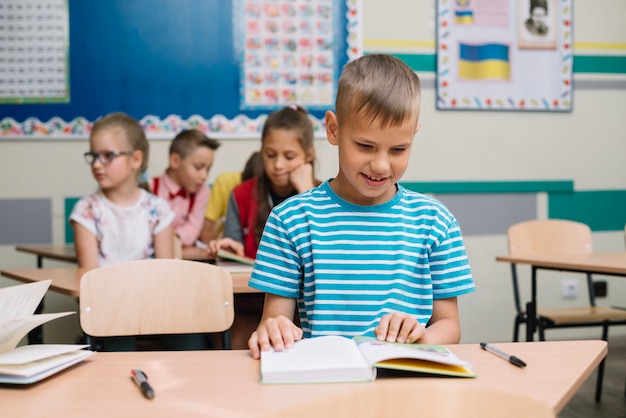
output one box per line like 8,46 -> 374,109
265,379 -> 555,418
79,258 -> 234,350
507,219 -> 626,402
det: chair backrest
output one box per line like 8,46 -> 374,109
508,219 -> 593,256
79,258 -> 234,337
265,379 -> 555,418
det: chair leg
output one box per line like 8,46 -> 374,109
537,319 -> 546,341
513,316 -> 521,342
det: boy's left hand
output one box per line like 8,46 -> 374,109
375,312 -> 427,344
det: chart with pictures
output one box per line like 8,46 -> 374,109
238,0 -> 338,110
0,0 -> 69,103
436,0 -> 572,112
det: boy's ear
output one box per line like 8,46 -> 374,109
414,123 -> 422,135
169,153 -> 181,169
325,110 -> 339,146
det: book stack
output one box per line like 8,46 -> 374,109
0,280 -> 94,384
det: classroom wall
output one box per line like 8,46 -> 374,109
0,0 -> 625,344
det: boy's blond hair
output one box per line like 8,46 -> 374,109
335,54 -> 421,128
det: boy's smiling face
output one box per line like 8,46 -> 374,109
325,109 -> 420,206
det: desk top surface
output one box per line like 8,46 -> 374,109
0,266 -> 258,297
16,244 -> 213,263
495,252 -> 626,276
0,340 -> 606,416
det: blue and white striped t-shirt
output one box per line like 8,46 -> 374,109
249,180 -> 475,338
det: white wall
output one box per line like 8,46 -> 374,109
1,0 -> 625,344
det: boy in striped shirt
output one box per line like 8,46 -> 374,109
248,54 -> 475,359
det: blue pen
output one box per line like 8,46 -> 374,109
131,369 -> 155,399
480,343 -> 527,368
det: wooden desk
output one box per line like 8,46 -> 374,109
496,252 -> 626,341
16,244 -> 214,267
496,252 -> 626,276
0,340 -> 607,416
16,244 -> 77,268
0,266 -> 259,297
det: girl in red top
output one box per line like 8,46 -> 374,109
208,105 -> 318,259
207,105 -> 319,349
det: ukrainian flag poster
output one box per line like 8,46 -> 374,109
436,0 -> 572,112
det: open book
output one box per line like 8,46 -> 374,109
216,249 -> 255,273
260,335 -> 475,384
0,280 -> 94,384
217,249 -> 255,266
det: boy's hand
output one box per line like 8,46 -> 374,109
206,237 -> 244,258
248,315 -> 303,360
288,163 -> 314,193
375,312 -> 427,344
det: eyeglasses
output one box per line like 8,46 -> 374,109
84,150 -> 134,165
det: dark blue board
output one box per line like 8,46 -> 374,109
0,0 -> 348,122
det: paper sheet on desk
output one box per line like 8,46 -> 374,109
0,345 -> 94,383
0,280 -> 51,317
0,344 -> 90,365
0,312 -> 74,353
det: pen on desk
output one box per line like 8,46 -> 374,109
480,342 -> 527,368
131,369 -> 155,399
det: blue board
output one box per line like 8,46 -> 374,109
0,0 -> 348,122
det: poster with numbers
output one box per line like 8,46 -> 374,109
436,0 -> 572,112
0,0 -> 69,104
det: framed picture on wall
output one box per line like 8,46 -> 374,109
436,0 -> 572,112
518,0 -> 558,50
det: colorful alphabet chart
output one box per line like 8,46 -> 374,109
436,0 -> 572,112
0,0 -> 69,104
237,0 -> 340,110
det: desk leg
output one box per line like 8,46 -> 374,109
28,299 -> 45,344
525,301 -> 536,342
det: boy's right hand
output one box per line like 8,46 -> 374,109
248,315 -> 303,360
206,237 -> 244,258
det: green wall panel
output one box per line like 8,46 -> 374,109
400,180 -> 573,194
382,53 -> 626,75
548,190 -> 626,232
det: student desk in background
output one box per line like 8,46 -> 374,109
495,252 -> 626,341
0,340 -> 607,416
16,244 -> 214,267
0,266 -> 259,298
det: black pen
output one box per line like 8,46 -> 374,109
480,342 -> 527,368
131,368 -> 155,399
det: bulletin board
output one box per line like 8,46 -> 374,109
436,0 -> 573,112
0,0 -> 363,139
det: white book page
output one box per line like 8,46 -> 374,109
0,344 -> 90,365
355,337 -> 472,368
0,280 -> 51,318
261,335 -> 369,374
0,349 -> 94,382
217,261 -> 254,274
0,312 -> 74,353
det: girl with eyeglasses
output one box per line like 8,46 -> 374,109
70,112 -> 175,268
